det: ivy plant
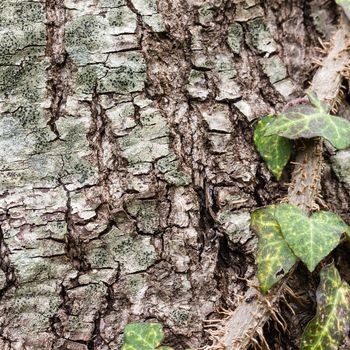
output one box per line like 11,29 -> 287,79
121,322 -> 191,350
253,115 -> 292,180
253,92 -> 350,349
301,264 -> 350,350
121,323 -> 173,350
265,93 -> 350,150
254,93 -> 350,179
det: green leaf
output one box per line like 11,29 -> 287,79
336,0 -> 350,20
251,205 -> 298,293
275,204 -> 350,271
121,323 -> 173,350
265,93 -> 350,150
301,263 -> 350,350
253,115 -> 292,180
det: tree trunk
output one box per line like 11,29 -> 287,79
0,1 -> 349,349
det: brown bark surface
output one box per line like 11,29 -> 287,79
0,1 -> 349,349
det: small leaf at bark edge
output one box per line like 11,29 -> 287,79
253,115 -> 292,180
121,323 -> 173,350
300,263 -> 350,350
275,204 -> 350,272
265,93 -> 350,150
251,205 -> 298,293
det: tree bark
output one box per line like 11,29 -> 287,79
0,1 -> 349,350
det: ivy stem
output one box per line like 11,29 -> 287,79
204,12 -> 350,350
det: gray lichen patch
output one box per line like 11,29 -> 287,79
119,106 -> 170,164
217,211 -> 254,245
0,1 -> 46,65
156,153 -> 178,173
86,227 -> 157,273
273,78 -> 295,98
234,2 -> 264,22
99,52 -> 147,94
261,55 -> 287,84
65,2 -> 138,66
65,15 -> 108,64
126,199 -> 168,234
164,170 -> 192,187
198,4 -> 216,26
247,17 -> 277,53
106,102 -> 137,136
332,150 -> 350,188
75,64 -> 108,94
227,22 -> 244,54
107,6 -> 138,34
187,69 -> 210,100
130,0 -> 165,32
234,99 -> 254,121
199,103 -> 233,132
0,60 -> 48,102
0,269 -> 6,290
131,0 -> 158,15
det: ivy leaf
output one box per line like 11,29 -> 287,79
251,205 -> 298,293
253,115 -> 292,180
336,0 -> 350,20
275,204 -> 350,272
301,263 -> 350,350
265,93 -> 350,150
121,323 -> 173,350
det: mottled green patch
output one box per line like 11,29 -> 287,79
254,115 -> 292,180
0,61 -> 48,102
65,15 -> 107,64
247,17 -> 276,53
76,64 -> 107,94
164,170 -> 192,187
227,22 -> 243,54
65,15 -> 106,50
98,68 -> 146,94
275,204 -> 350,271
86,228 -> 156,273
156,154 -> 178,173
171,308 -> 190,325
198,4 -> 215,26
121,323 -> 173,350
251,205 -> 297,293
107,6 -> 137,34
265,93 -> 350,150
301,263 -> 350,350
127,199 -> 160,234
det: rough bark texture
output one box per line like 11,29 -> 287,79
0,1 -> 349,350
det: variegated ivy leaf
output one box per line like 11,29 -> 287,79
336,0 -> 350,20
265,93 -> 350,150
121,323 -> 173,350
301,263 -> 350,350
253,115 -> 292,180
275,204 -> 350,272
251,205 -> 298,293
